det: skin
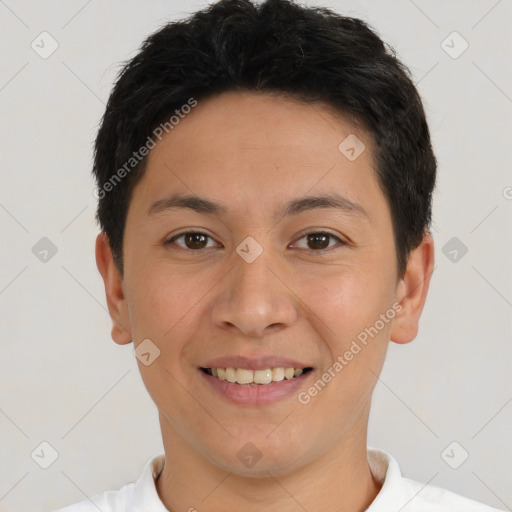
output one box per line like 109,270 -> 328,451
96,91 -> 434,512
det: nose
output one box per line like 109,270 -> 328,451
209,246 -> 298,339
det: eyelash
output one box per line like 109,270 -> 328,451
164,230 -> 346,253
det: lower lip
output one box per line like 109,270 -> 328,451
199,370 -> 313,406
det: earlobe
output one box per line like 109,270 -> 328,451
95,232 -> 132,345
390,232 -> 435,345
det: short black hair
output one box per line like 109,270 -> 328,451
93,0 -> 436,279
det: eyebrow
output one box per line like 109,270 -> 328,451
147,192 -> 369,220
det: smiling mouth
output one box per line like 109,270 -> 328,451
200,367 -> 313,385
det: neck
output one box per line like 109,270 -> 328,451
155,415 -> 382,512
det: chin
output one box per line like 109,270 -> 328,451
203,437 -> 311,478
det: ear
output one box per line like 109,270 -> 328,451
390,232 -> 435,344
95,232 -> 132,345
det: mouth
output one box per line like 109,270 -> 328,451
200,366 -> 313,385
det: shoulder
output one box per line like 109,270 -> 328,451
367,448 -> 505,512
402,477 -> 505,512
51,454 -> 166,512
52,486 -> 136,512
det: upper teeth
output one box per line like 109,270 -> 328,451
210,367 -> 304,385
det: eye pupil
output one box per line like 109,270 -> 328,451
307,233 -> 330,250
186,233 -> 207,249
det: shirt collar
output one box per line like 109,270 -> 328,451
132,448 -> 405,511
366,447 -> 409,511
130,453 -> 168,511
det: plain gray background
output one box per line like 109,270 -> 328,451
0,0 -> 511,510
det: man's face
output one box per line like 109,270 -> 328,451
103,91 -> 417,475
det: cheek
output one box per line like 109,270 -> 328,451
300,263 -> 394,342
127,266 -> 204,407
127,262 -> 203,341
295,261 -> 395,403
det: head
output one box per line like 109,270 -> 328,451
95,0 -> 435,477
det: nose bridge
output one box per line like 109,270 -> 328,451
210,239 -> 298,338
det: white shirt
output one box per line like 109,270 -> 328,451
53,448 -> 504,511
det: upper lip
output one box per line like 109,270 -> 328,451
200,355 -> 311,370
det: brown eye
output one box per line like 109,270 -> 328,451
293,231 -> 344,251
307,233 -> 331,250
166,232 -> 216,250
184,233 -> 208,249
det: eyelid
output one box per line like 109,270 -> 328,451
291,228 -> 345,243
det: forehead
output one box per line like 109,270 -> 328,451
129,91 -> 384,221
